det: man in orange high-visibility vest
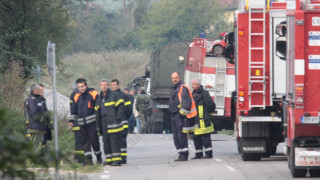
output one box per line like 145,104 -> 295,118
169,72 -> 197,161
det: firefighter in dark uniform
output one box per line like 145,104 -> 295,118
110,79 -> 132,164
69,88 -> 85,164
191,79 -> 215,159
39,84 -> 53,147
69,78 -> 102,165
25,83 -> 52,155
96,79 -> 125,166
169,72 -> 197,161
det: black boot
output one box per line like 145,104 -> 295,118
84,156 -> 93,165
174,156 -> 188,161
96,154 -> 103,165
121,158 -> 127,164
201,154 -> 213,159
191,154 -> 203,159
75,154 -> 86,165
111,161 -> 121,166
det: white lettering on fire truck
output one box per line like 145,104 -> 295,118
243,147 -> 264,151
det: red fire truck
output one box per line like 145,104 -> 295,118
184,38 -> 235,130
228,0 -> 288,161
275,0 -> 320,177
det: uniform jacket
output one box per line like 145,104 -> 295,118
169,81 -> 192,115
70,88 -> 99,126
96,89 -> 125,133
192,85 -> 216,135
70,90 -> 80,131
169,81 -> 195,133
25,93 -> 48,132
115,89 -> 132,129
135,92 -> 150,114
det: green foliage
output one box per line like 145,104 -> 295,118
139,0 -> 233,50
0,62 -> 27,112
0,0 -> 69,78
0,108 -> 49,179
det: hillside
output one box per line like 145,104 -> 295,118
43,50 -> 150,96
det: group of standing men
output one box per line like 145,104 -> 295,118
69,78 -> 132,166
24,72 -> 213,165
169,72 -> 216,161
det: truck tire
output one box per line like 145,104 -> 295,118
289,141 -> 307,177
213,45 -> 224,56
270,146 -> 277,156
309,169 -> 320,177
152,122 -> 163,134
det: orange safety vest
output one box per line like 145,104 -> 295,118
177,84 -> 197,118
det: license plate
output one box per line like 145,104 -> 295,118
156,104 -> 169,109
301,116 -> 319,124
295,148 -> 320,166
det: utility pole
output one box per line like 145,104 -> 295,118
47,41 -> 59,180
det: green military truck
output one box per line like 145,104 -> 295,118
148,42 -> 189,134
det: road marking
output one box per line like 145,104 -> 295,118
100,175 -> 109,179
215,158 -> 222,162
227,165 -> 237,172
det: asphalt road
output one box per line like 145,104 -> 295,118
81,134 -> 315,180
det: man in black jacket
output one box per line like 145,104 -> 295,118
96,79 -> 125,166
39,84 -> 53,148
69,78 -> 102,165
25,83 -> 51,155
69,87 -> 85,164
169,72 -> 197,161
110,79 -> 132,164
191,79 -> 215,159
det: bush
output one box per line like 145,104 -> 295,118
0,108 -> 52,179
0,62 -> 26,112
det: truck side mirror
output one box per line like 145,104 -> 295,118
276,36 -> 286,60
275,24 -> 286,37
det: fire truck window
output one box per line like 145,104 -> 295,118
276,37 -> 286,60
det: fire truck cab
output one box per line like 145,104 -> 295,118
231,0 -> 287,161
275,0 -> 320,177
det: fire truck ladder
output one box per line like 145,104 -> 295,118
214,59 -> 226,110
248,4 -> 266,109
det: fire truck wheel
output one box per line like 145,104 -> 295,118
152,122 -> 163,134
213,45 -> 224,56
270,146 -> 277,155
309,169 -> 320,177
241,153 -> 261,161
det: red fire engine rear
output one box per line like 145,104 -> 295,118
229,0 -> 287,161
275,0 -> 320,177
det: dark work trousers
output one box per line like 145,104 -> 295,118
128,114 -> 135,133
102,125 -> 121,165
74,128 -> 85,163
80,122 -> 102,158
171,113 -> 189,158
193,133 -> 213,157
120,128 -> 128,161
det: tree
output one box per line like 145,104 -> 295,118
0,0 -> 70,78
138,0 -> 232,50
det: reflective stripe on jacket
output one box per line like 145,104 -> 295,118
70,88 -> 99,126
192,85 -> 216,135
96,89 -> 125,133
178,84 -> 197,118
